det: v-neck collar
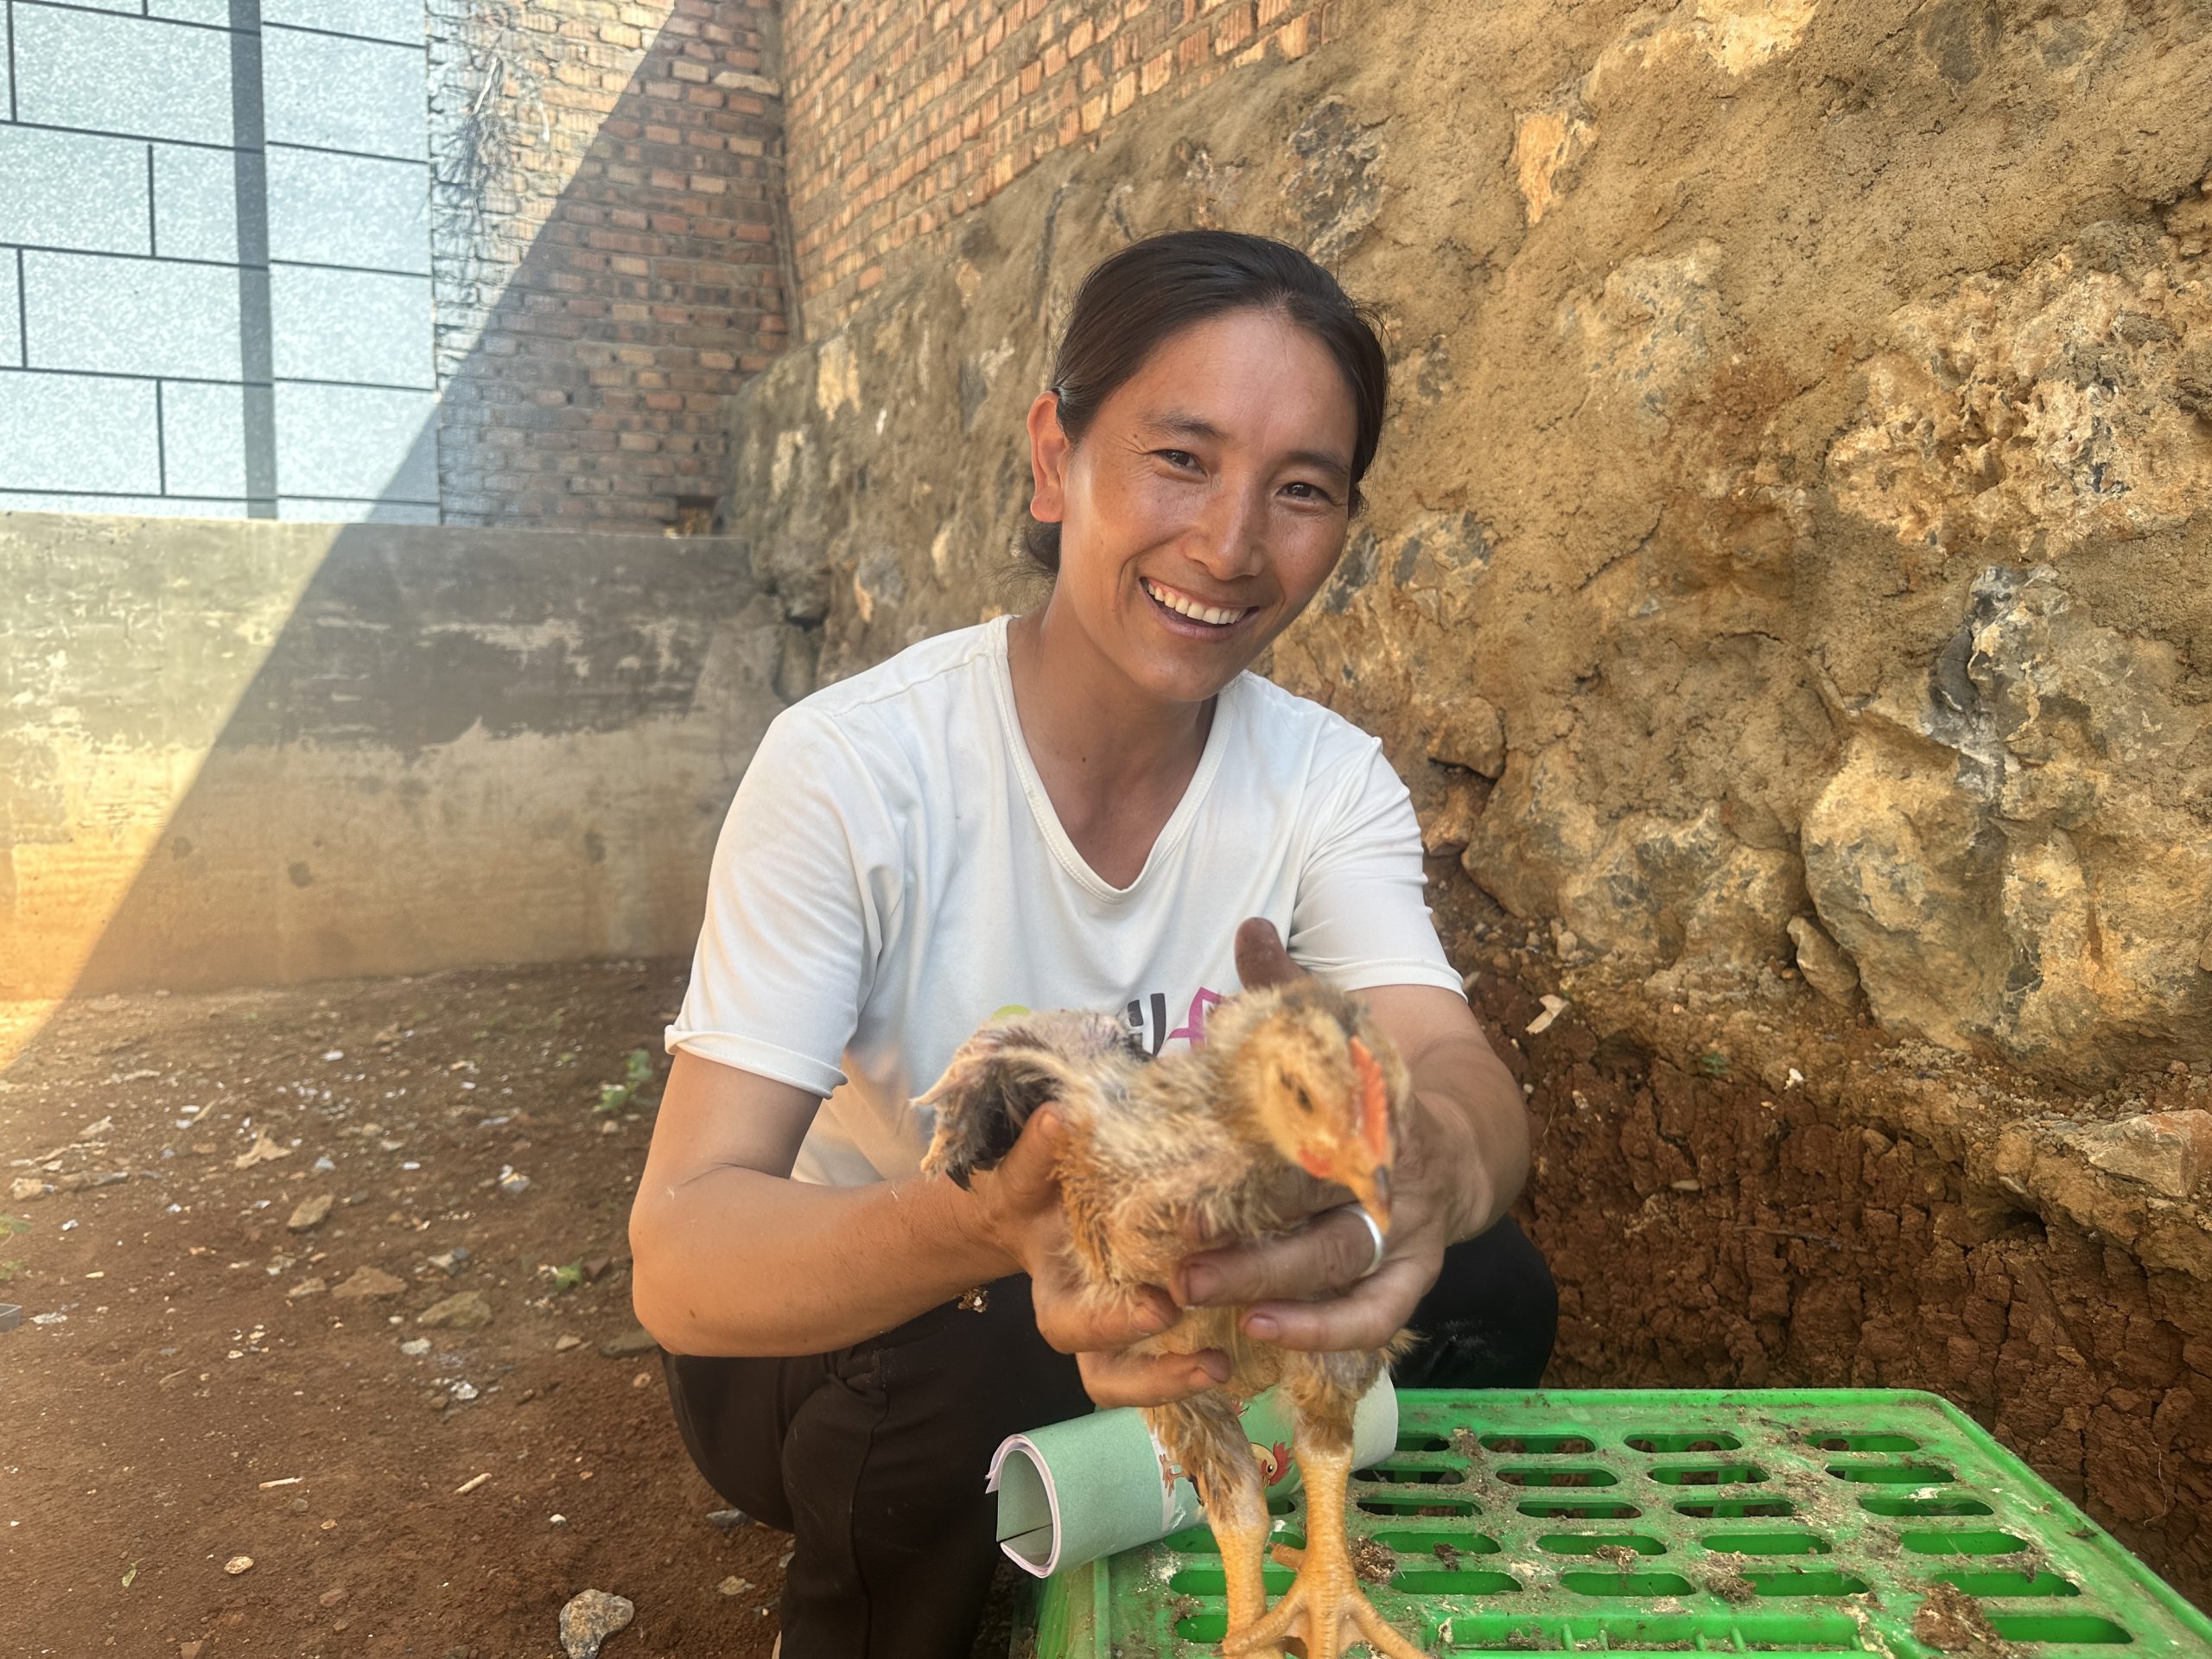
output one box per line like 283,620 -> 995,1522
987,613 -> 1237,903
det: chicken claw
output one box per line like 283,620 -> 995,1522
1220,1444 -> 1429,1659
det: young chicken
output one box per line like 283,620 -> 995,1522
918,925 -> 1429,1659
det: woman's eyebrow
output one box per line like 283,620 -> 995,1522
1140,411 -> 1351,482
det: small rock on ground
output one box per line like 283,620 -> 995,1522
558,1588 -> 635,1659
598,1325 -> 658,1358
287,1192 -> 334,1232
418,1290 -> 494,1330
332,1266 -> 407,1302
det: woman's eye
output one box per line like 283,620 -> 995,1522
1158,448 -> 1198,468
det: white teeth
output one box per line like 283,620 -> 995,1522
1144,577 -> 1245,627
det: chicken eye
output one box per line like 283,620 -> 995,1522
1291,1080 -> 1314,1113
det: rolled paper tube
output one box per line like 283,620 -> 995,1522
987,1375 -> 1398,1578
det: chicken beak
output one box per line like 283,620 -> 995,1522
1349,1162 -> 1392,1232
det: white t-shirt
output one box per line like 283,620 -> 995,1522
664,614 -> 1465,1187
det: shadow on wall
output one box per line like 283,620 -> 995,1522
1,16 -> 798,1062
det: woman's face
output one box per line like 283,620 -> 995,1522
1025,306 -> 1359,708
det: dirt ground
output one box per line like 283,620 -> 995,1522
0,958 -> 862,1659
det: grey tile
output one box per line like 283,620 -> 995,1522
0,492 -> 251,518
270,265 -> 431,387
263,0 -> 425,46
273,381 -> 436,499
0,9 -> 12,122
267,149 -> 429,273
0,371 -> 162,492
0,258 -> 18,371
147,1 -> 240,22
23,0 -> 142,12
13,6 -> 238,147
153,143 -> 249,264
22,251 -> 243,380
0,127 -> 153,256
159,378 -> 256,497
262,29 -> 426,161
277,496 -> 438,524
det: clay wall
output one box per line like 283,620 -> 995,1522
713,0 -> 2212,1605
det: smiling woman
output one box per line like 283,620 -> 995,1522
630,229 -> 1554,1659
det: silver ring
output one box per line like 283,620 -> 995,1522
1341,1202 -> 1387,1279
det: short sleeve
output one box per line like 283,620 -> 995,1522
1288,737 -> 1466,999
664,706 -> 901,1096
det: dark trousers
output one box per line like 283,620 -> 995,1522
660,1216 -> 1557,1659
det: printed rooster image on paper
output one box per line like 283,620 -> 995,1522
920,919 -> 1428,1659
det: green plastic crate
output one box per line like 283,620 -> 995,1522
1025,1389 -> 2212,1656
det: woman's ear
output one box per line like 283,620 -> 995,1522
1026,390 -> 1071,526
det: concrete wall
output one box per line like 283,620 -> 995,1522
0,512 -> 791,1019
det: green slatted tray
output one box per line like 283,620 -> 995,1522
1024,1389 -> 2212,1656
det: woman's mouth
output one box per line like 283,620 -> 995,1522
1141,575 -> 1257,633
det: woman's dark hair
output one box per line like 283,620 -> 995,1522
1021,229 -> 1389,576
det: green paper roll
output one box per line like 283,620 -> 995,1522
987,1376 -> 1398,1578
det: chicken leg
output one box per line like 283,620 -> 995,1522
1145,1388 -> 1288,1659
1221,1352 -> 1428,1659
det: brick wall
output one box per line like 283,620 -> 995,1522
779,0 -> 1343,340
427,0 -> 791,531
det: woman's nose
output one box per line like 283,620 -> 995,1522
1186,480 -> 1268,581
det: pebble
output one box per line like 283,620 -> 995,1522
554,1334 -> 584,1352
557,1588 -> 635,1659
319,1587 -> 347,1608
550,1513 -> 569,1529
331,1266 -> 407,1302
705,1508 -> 752,1530
287,1193 -> 334,1233
180,1643 -> 205,1659
286,1277 -> 327,1300
717,1575 -> 753,1596
312,1154 -> 337,1173
400,1338 -> 431,1357
497,1166 -> 531,1198
8,1177 -> 46,1202
597,1325 -> 658,1358
223,1554 -> 254,1575
428,1247 -> 470,1275
417,1290 -> 493,1330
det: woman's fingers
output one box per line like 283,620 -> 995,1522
1177,1202 -> 1379,1306
1077,1344 -> 1231,1408
1031,1274 -> 1179,1356
1236,1255 -> 1429,1351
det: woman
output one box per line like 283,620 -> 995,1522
629,229 -> 1556,1657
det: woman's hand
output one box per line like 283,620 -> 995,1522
1170,918 -> 1489,1351
958,1107 -> 1231,1408
1174,1090 -> 1476,1350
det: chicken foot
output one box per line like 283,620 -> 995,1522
1198,1465 -> 1286,1659
1220,1442 -> 1428,1659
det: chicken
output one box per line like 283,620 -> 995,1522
918,925 -> 1428,1659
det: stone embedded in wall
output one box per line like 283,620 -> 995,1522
1828,226 -> 2212,561
2065,1111 -> 2212,1200
1802,564 -> 2210,1076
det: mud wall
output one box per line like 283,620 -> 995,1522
0,513 -> 791,1014
711,0 -> 2212,1606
